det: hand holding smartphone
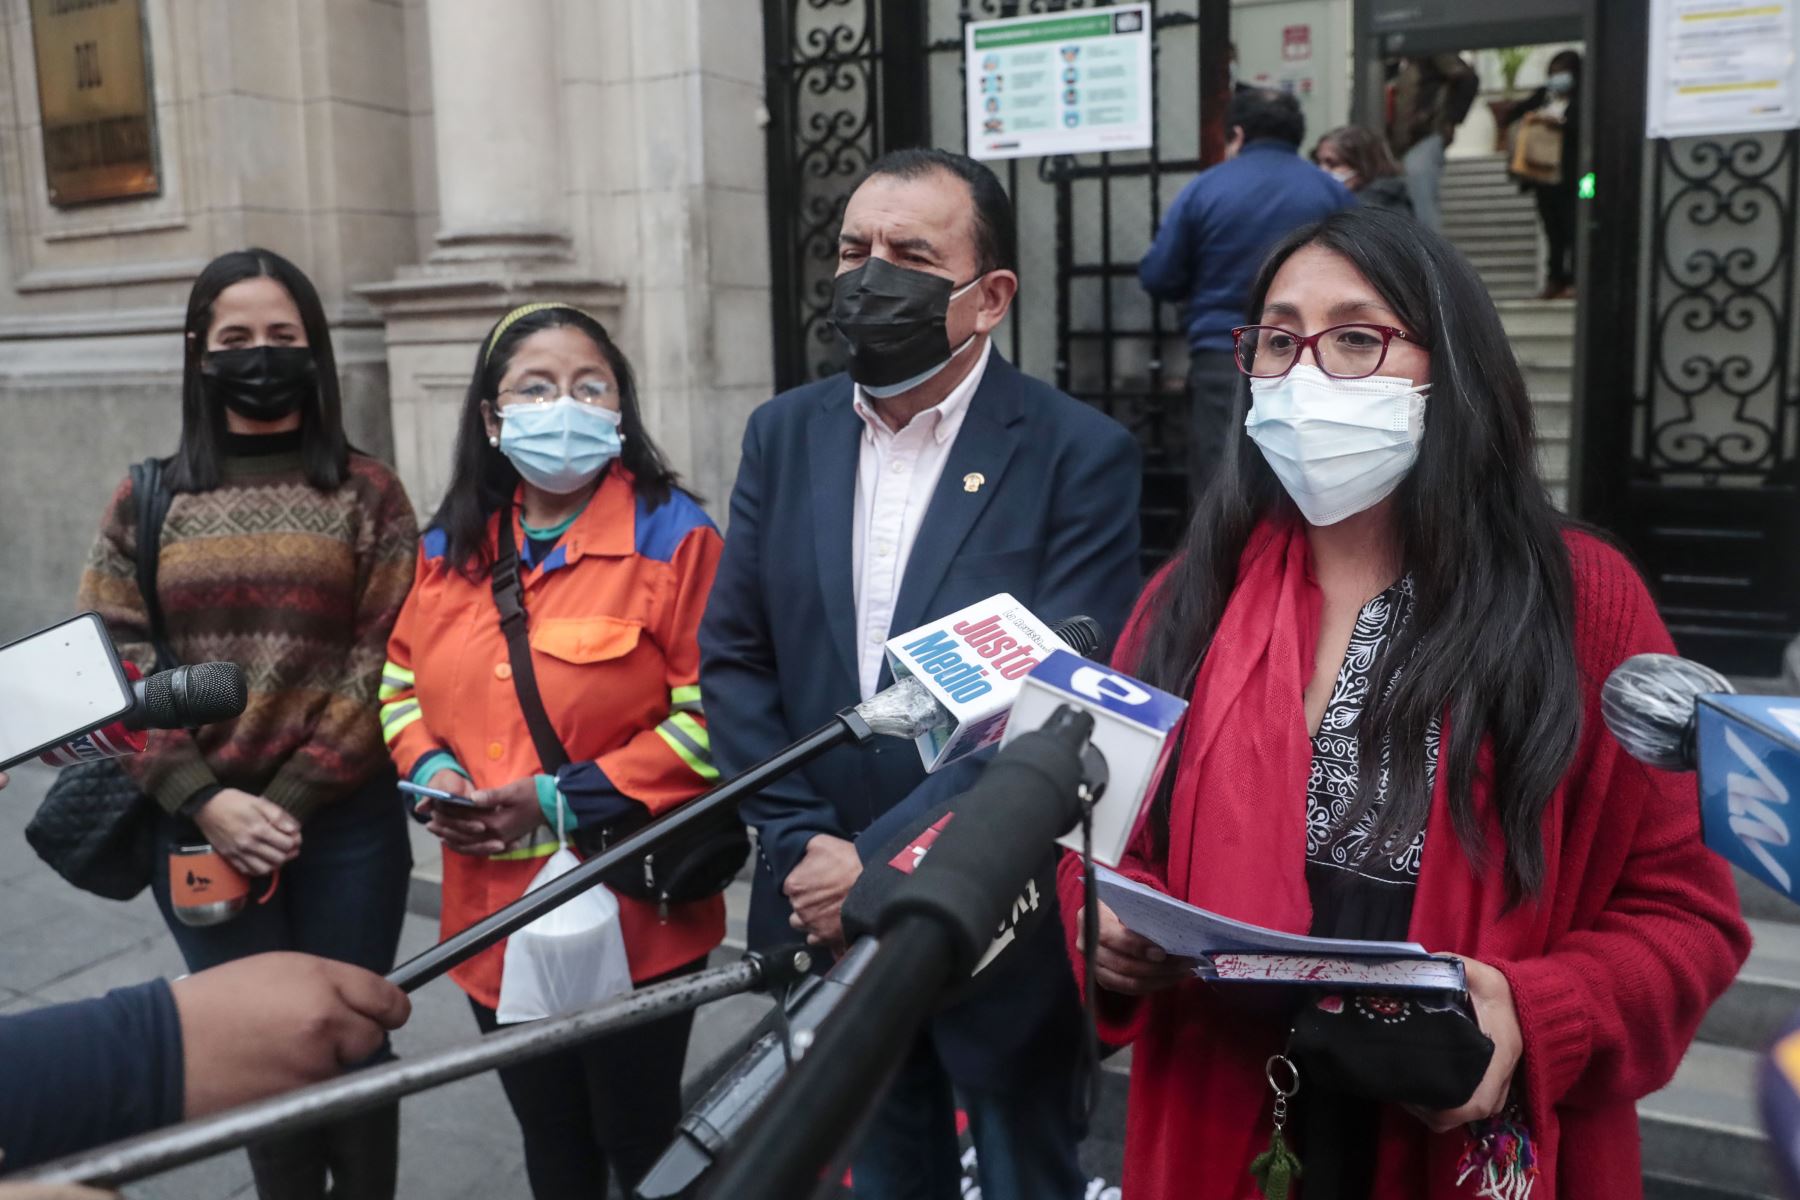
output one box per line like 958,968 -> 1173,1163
398,780 -> 481,809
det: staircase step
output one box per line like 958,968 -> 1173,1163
1516,341 -> 1576,369
1497,297 -> 1578,327
1523,362 -> 1574,395
1700,918 -> 1800,1053
1738,866 -> 1800,925
1454,237 -> 1540,257
1537,442 -> 1570,485
1640,1042 -> 1781,1199
1534,399 -> 1572,440
1478,267 -> 1541,287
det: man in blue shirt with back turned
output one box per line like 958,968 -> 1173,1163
1140,87 -> 1353,488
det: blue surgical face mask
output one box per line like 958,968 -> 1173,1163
497,396 -> 625,494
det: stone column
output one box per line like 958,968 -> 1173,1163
360,0 -> 615,517
425,0 -> 569,263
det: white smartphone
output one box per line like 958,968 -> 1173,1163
0,612 -> 135,770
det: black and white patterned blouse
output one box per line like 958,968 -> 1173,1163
1304,574 -> 1441,943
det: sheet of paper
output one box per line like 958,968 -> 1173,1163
1095,866 -> 1429,959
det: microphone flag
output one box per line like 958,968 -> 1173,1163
1696,692 -> 1800,897
881,593 -> 1070,772
38,660 -> 149,767
1000,649 -> 1187,867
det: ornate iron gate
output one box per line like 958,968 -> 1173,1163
761,0 -> 1215,565
1621,130 -> 1800,674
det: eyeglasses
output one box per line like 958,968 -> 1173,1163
499,379 -> 612,406
1230,323 -> 1423,381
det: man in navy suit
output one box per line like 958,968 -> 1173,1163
700,148 -> 1142,1200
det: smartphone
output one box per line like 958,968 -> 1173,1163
0,613 -> 135,771
399,779 -> 481,809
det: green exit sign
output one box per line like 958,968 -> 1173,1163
1578,171 -> 1596,200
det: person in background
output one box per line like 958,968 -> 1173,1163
76,248 -> 417,1200
1504,50 -> 1583,299
1314,124 -> 1415,217
702,147 -> 1141,1200
1386,53 -> 1479,231
1066,206 -> 1748,1199
380,303 -> 724,1200
1139,88 -> 1354,489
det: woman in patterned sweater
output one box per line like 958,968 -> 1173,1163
77,248 -> 418,1200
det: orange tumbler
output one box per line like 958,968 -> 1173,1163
169,844 -> 278,927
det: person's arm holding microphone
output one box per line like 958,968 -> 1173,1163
0,951 -> 409,1174
0,774 -> 411,1175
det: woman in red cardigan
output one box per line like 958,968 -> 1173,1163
1061,207 -> 1749,1200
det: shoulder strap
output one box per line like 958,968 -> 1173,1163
491,503 -> 571,774
128,456 -> 178,671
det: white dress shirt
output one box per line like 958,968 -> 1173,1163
850,340 -> 994,699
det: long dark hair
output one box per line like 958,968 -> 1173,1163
168,248 -> 349,493
431,305 -> 684,577
1139,207 -> 1579,900
1315,125 -> 1405,183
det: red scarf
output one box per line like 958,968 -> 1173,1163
1152,518 -> 1321,934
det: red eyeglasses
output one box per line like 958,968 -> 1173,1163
1230,323 -> 1424,380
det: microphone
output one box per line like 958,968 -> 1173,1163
635,941 -> 879,1199
37,662 -> 249,767
857,597 -> 1098,770
129,662 -> 249,731
842,649 -> 1182,986
1001,648 -> 1186,867
1602,653 -> 1800,898
1600,652 -> 1733,771
701,707 -> 1101,1200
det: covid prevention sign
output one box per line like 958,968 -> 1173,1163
964,4 -> 1153,161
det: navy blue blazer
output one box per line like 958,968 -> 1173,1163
699,352 -> 1142,1086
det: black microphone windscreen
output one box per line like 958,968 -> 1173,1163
1050,615 -> 1103,659
1600,653 -> 1732,772
140,662 -> 249,729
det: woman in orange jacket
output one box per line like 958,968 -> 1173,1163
381,303 -> 725,1199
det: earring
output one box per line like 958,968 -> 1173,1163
488,435 -> 499,448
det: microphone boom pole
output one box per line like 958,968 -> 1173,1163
21,949 -> 812,1188
388,710 -> 872,992
700,708 -> 1099,1200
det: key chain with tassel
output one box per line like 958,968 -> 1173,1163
1250,1051 -> 1304,1200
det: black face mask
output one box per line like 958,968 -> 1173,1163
200,346 -> 318,422
829,257 -> 978,393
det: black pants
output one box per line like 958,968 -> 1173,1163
1187,349 -> 1243,494
469,956 -> 707,1200
153,769 -> 411,1200
1536,184 -> 1576,288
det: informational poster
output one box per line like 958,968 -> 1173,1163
28,0 -> 160,205
965,4 -> 1153,161
1283,25 -> 1313,61
1647,0 -> 1800,137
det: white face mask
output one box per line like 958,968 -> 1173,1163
1245,365 -> 1429,526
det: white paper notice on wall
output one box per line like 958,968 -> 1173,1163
1646,0 -> 1800,138
964,3 -> 1154,161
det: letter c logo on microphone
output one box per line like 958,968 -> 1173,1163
1069,666 -> 1151,707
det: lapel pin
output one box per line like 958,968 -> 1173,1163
963,472 -> 985,493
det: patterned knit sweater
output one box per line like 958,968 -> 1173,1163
76,436 -> 418,821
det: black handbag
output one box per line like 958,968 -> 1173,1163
25,457 -> 177,901
490,503 -> 748,905
1288,990 -> 1494,1110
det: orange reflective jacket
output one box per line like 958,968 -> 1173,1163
382,470 -> 725,1007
